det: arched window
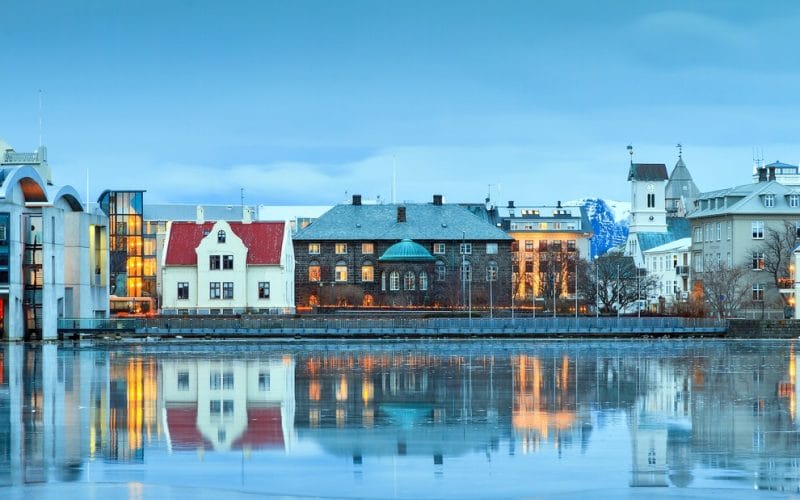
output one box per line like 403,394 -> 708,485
404,271 -> 415,290
461,260 -> 472,282
419,271 -> 428,291
486,261 -> 498,282
362,293 -> 374,307
361,261 -> 374,282
308,261 -> 321,282
308,294 -> 318,306
335,260 -> 348,282
389,271 -> 400,291
381,271 -> 387,291
435,261 -> 446,281
217,230 -> 226,243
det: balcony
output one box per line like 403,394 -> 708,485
675,266 -> 690,276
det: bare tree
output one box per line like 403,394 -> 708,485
756,221 -> 799,306
582,253 -> 657,314
697,262 -> 751,319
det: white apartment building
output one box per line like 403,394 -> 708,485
161,212 -> 295,314
643,237 -> 691,312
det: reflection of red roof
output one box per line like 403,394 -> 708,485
166,406 -> 212,450
232,407 -> 284,450
165,221 -> 285,266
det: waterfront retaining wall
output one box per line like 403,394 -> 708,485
727,319 -> 800,338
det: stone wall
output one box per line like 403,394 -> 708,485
727,319 -> 800,339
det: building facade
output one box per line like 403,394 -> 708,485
293,195 -> 513,310
161,217 -> 294,315
0,141 -> 109,339
642,237 -> 692,312
688,165 -> 800,318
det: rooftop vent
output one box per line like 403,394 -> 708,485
433,194 -> 443,206
508,200 -> 515,208
352,194 -> 362,205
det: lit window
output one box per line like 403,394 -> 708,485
308,243 -> 320,254
362,293 -> 374,306
209,282 -> 221,299
389,271 -> 400,291
177,282 -> 189,300
209,255 -> 220,270
361,262 -> 374,282
222,282 -> 234,299
486,261 -> 498,282
362,243 -> 374,254
258,282 -> 270,298
752,221 -> 764,239
435,261 -> 446,281
459,243 -> 472,254
752,283 -> 764,301
419,271 -> 428,290
764,194 -> 775,207
404,271 -> 415,290
217,230 -> 226,243
486,243 -> 498,254
308,261 -> 321,282
524,240 -> 534,252
752,252 -> 765,271
433,243 -> 446,254
335,243 -> 348,254
335,261 -> 348,282
222,255 -> 233,270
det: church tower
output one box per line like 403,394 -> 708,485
628,157 -> 668,235
664,146 -> 699,218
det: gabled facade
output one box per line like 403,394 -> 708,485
642,237 -> 692,312
161,219 -> 294,314
293,195 -> 512,310
0,141 -> 109,339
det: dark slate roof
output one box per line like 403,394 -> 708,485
635,218 -> 691,253
294,203 -> 512,241
665,158 -> 699,200
378,239 -> 436,262
628,163 -> 668,182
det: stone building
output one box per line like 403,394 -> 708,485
293,195 -> 512,310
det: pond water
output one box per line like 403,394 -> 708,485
1,339 -> 799,498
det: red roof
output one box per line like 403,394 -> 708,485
232,407 -> 284,450
165,406 -> 212,450
165,221 -> 285,266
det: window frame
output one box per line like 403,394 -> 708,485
209,255 -> 221,270
433,243 -> 446,255
258,281 -> 270,299
177,282 -> 189,300
209,281 -> 221,299
222,281 -> 234,299
222,254 -> 234,270
459,242 -> 472,255
308,243 -> 321,254
335,243 -> 348,254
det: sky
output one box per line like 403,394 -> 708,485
3,0 -> 800,206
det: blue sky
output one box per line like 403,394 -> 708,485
3,0 -> 800,205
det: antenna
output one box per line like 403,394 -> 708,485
38,89 -> 43,147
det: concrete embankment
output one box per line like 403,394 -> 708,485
726,319 -> 800,339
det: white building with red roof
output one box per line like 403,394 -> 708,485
161,214 -> 294,314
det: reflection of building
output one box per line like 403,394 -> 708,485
1,142 -> 109,339
160,358 -> 295,452
161,212 -> 294,314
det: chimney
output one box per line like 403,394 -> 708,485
397,206 -> 406,223
352,194 -> 362,206
557,200 -> 562,208
196,206 -> 205,224
757,167 -> 767,182
433,194 -> 443,206
768,166 -> 777,181
508,200 -> 515,208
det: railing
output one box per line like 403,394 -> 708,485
675,266 -> 690,276
58,315 -> 728,336
2,151 -> 41,164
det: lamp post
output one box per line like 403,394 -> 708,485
574,255 -> 578,321
595,257 -> 599,319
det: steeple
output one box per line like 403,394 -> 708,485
665,146 -> 699,217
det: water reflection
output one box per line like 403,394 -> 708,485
0,340 -> 799,496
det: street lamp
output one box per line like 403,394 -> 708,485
595,256 -> 599,319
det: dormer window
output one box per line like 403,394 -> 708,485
789,194 -> 800,208
763,194 -> 775,208
218,230 -> 226,243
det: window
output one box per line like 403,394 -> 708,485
223,371 -> 234,389
752,283 -> 764,301
209,255 -> 221,270
694,227 -> 702,243
764,194 -> 775,207
459,243 -> 472,254
223,400 -> 234,416
362,243 -> 374,254
309,261 -> 321,282
796,221 -> 800,238
646,184 -> 655,208
210,371 -> 221,390
567,240 -> 576,252
752,252 -> 765,270
433,243 -> 446,254
361,262 -> 374,282
335,261 -> 348,282
486,243 -> 498,254
335,243 -> 348,254
486,261 -> 498,282
716,223 -> 721,241
258,282 -> 270,298
177,282 -> 189,300
209,282 -> 221,299
552,240 -> 562,252
217,230 -> 226,243
308,243 -> 320,254
435,261 -> 446,281
404,271 -> 415,290
381,271 -> 387,291
177,371 -> 189,391
0,223 -> 6,244
752,221 -> 764,239
790,194 -> 800,208
539,240 -> 548,252
461,260 -> 472,282
727,222 -> 732,240
210,400 -> 221,414
222,255 -> 233,270
419,271 -> 428,291
524,240 -> 534,252
389,271 -> 400,291
222,282 -> 234,299
259,371 -> 270,391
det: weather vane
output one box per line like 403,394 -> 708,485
676,143 -> 683,158
627,144 -> 634,165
